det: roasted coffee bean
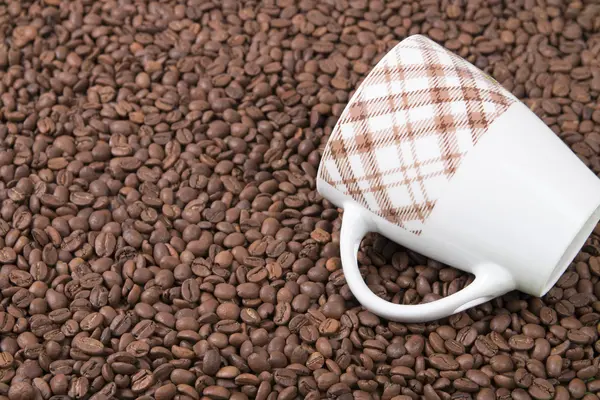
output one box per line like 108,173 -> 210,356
509,335 -> 535,351
72,336 -> 104,355
528,378 -> 555,400
456,327 -> 478,347
490,314 -> 512,332
68,377 -> 89,399
95,232 -> 116,257
489,354 -> 513,373
131,370 -> 155,393
126,341 -> 150,358
0,353 -> 14,369
131,320 -> 156,339
568,378 -> 587,398
80,313 -> 104,332
181,279 -> 200,302
475,335 -> 499,357
546,355 -> 562,378
80,358 -> 104,379
466,369 -> 490,387
155,383 -> 177,400
8,382 -> 36,400
274,369 -> 298,387
203,349 -> 221,376
428,354 -> 459,371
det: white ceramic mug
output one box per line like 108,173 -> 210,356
317,35 -> 600,322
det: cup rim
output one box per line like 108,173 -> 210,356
538,203 -> 600,296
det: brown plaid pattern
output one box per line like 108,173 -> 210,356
320,35 -> 517,234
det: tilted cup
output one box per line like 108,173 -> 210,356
317,35 -> 600,322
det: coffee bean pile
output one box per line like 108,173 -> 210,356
1,0 -> 600,399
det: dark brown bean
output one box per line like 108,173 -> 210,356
428,354 -> 459,371
72,336 -> 104,355
528,378 -> 555,400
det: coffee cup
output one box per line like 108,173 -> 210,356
317,35 -> 600,322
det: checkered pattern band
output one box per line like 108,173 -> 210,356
319,35 -> 518,235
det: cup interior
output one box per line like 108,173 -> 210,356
540,204 -> 600,295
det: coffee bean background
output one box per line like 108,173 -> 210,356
1,1 -> 600,400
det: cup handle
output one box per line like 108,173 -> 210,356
340,203 -> 516,322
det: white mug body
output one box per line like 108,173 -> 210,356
317,35 -> 600,322
318,101 -> 600,295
